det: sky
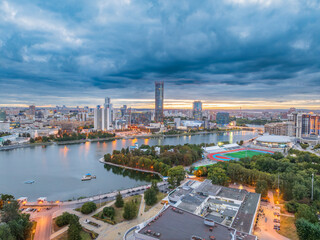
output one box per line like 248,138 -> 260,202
0,0 -> 320,109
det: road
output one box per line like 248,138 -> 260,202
28,182 -> 170,240
254,191 -> 289,240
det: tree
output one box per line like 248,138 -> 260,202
296,218 -> 320,240
292,183 -> 308,201
0,224 -> 15,240
168,166 -> 185,188
67,222 -> 81,240
295,204 -> 318,223
80,201 -> 97,214
123,201 -> 137,220
255,180 -> 268,198
208,167 -> 229,186
2,201 -> 20,223
55,212 -> 73,227
115,192 -> 124,208
144,188 -> 157,206
103,206 -> 115,219
151,180 -> 159,193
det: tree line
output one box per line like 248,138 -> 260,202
104,143 -> 203,176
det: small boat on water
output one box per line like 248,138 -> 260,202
24,180 -> 35,184
81,173 -> 96,181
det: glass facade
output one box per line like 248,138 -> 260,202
216,112 -> 230,125
155,81 -> 164,122
193,101 -> 202,120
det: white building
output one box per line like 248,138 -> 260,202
94,105 -> 103,130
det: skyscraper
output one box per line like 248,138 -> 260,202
155,81 -> 164,122
94,105 -> 103,130
102,97 -> 112,130
193,101 -> 202,120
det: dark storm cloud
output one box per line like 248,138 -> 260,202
1,0 -> 320,106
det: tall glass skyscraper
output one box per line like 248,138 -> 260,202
193,101 -> 202,120
155,81 -> 164,122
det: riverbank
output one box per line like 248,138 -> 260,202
0,129 -> 256,151
99,158 -> 164,179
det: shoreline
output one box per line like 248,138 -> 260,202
99,157 -> 164,179
0,129 -> 257,151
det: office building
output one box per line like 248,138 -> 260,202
94,105 -> 103,130
29,105 -> 36,115
193,101 -> 202,120
102,97 -> 112,130
133,179 -> 259,240
174,118 -> 181,128
216,112 -> 230,126
0,110 -> 6,122
155,81 -> 164,122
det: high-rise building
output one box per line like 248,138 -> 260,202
94,105 -> 103,130
155,81 -> 164,122
102,97 -> 112,130
29,105 -> 36,115
193,101 -> 202,120
0,110 -> 6,122
216,112 -> 230,126
289,112 -> 320,138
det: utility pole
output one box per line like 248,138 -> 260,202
311,173 -> 314,201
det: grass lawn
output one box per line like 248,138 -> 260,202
224,150 -> 267,158
277,216 -> 298,240
144,192 -> 167,212
93,195 -> 142,224
52,230 -> 92,240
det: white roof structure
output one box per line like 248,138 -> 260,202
203,145 -> 222,153
224,143 -> 240,149
256,135 -> 292,143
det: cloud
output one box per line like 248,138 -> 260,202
0,0 -> 320,108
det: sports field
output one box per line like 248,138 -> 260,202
224,150 -> 266,158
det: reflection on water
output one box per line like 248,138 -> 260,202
104,165 -> 161,182
0,131 -> 257,201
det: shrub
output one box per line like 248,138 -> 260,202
285,200 -> 300,213
80,202 -> 97,214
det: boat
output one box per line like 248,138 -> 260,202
24,180 -> 35,184
81,173 -> 96,181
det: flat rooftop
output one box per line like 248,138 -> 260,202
137,206 -> 257,240
232,192 -> 260,233
196,180 -> 247,201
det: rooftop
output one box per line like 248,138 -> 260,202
231,192 -> 261,233
137,206 -> 257,240
256,135 -> 293,143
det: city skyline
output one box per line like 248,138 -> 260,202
1,1 -> 320,109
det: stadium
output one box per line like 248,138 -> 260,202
207,148 -> 274,162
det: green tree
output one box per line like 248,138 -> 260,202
208,167 -> 230,186
2,201 -> 20,223
255,180 -> 268,198
295,204 -> 318,223
144,188 -> 157,206
55,212 -> 73,227
168,166 -> 185,188
80,202 -> 97,214
123,201 -> 137,220
103,207 -> 115,219
0,224 -> 15,240
292,183 -> 308,200
115,192 -> 124,208
151,180 -> 159,193
296,218 -> 320,240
